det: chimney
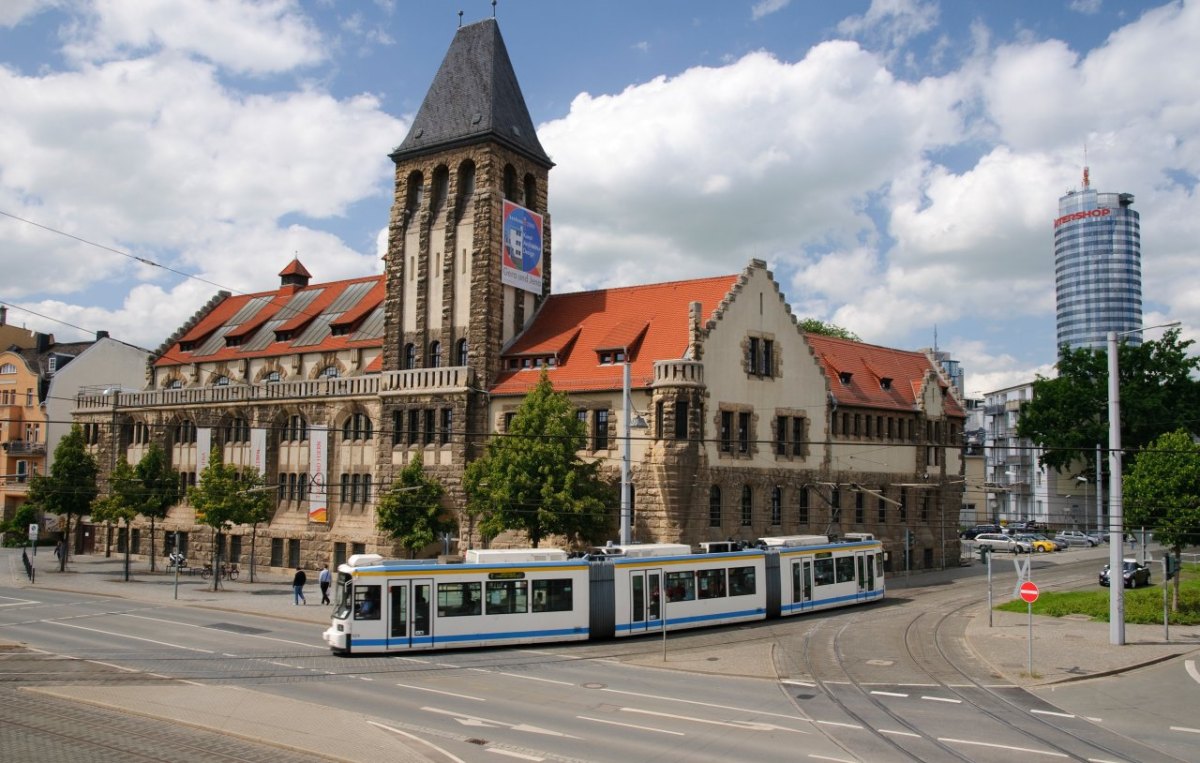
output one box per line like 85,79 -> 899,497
0,305 -> 6,325
35,333 -> 49,353
95,330 -> 109,341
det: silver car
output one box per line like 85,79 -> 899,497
973,533 -> 1033,554
1056,530 -> 1099,547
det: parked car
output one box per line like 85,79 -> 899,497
1085,531 -> 1109,545
961,524 -> 1002,540
973,533 -> 1033,554
1100,559 -> 1151,588
1015,534 -> 1057,553
1055,530 -> 1099,547
1036,533 -> 1069,551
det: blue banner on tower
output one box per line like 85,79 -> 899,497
501,200 -> 544,294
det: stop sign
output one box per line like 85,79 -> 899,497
1019,580 -> 1039,603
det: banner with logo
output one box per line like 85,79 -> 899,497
501,200 -> 544,294
307,425 -> 328,523
250,427 -> 267,477
196,427 -> 212,481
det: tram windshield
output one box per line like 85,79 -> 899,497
332,573 -> 353,619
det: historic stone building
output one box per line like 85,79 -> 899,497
72,18 -> 965,572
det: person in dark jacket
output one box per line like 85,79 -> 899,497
292,568 -> 307,605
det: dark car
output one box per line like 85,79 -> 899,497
1099,559 -> 1151,588
960,524 -> 1001,540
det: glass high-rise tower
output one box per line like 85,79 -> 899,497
1054,169 -> 1142,351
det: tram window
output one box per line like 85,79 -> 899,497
813,558 -> 835,586
438,581 -> 482,617
485,580 -> 528,615
696,569 -> 726,599
835,557 -> 856,584
333,574 -> 353,619
665,571 -> 695,602
531,579 -> 574,612
354,584 -> 381,620
728,566 -> 757,596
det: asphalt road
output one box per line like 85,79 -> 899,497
3,547 -> 1198,762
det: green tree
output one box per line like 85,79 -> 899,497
1017,329 -> 1200,473
375,452 -> 453,558
187,448 -> 271,591
1124,429 -> 1200,611
464,370 -> 613,548
90,459 -> 140,582
133,444 -> 181,572
799,318 -> 861,342
27,425 -> 99,571
2,503 -> 40,548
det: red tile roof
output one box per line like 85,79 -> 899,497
805,333 -> 964,417
490,274 -> 741,395
279,258 -> 312,278
155,274 -> 385,368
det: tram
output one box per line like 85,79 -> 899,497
322,535 -> 884,654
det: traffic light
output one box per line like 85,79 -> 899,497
1166,555 -> 1179,580
904,529 -> 914,549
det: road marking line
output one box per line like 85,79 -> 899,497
1185,659 -> 1200,685
85,659 -> 139,673
578,715 -> 685,735
1170,726 -> 1200,734
781,679 -> 816,688
1031,709 -> 1075,718
396,682 -> 486,701
808,756 -> 856,763
119,613 -> 323,649
879,728 -> 921,738
600,687 -> 807,721
622,707 -> 807,734
941,737 -> 1069,757
52,621 -> 213,653
497,672 -> 573,686
487,750 -> 543,761
871,691 -> 908,698
815,720 -> 864,730
921,695 -> 961,704
367,720 -> 468,763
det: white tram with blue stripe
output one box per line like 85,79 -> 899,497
323,535 -> 884,654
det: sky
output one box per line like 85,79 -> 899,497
0,0 -> 1196,396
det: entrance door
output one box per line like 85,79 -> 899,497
387,578 -> 433,649
856,551 -> 876,599
792,559 -> 813,608
629,569 -> 662,632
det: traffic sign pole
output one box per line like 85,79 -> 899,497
1019,580 -> 1040,677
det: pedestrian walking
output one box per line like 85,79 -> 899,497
318,564 -> 332,605
54,540 -> 63,561
292,567 -> 307,605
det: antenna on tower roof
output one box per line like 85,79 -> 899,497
1082,143 -> 1090,189
493,0 -> 498,18
458,10 -> 463,27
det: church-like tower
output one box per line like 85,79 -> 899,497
381,18 -> 554,465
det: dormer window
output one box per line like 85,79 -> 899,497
839,371 -> 853,385
880,377 -> 893,390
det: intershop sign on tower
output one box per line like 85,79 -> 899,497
1054,207 -> 1111,228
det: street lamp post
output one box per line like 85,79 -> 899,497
1107,320 -> 1180,646
1076,475 -> 1089,533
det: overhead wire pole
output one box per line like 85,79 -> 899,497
1107,320 -> 1179,646
620,357 -> 632,546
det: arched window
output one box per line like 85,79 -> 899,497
429,341 -> 442,368
740,485 -> 753,527
431,165 -> 449,216
214,375 -> 230,386
771,486 -> 782,525
405,171 -> 424,218
456,338 -> 468,366
319,365 -> 339,379
283,415 -> 307,442
167,379 -> 182,389
264,371 -> 281,384
341,412 -> 373,441
404,343 -> 416,370
456,160 -> 476,220
523,174 -> 538,209
503,164 -> 518,201
708,485 -> 722,528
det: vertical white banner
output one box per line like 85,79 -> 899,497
196,427 -> 212,482
307,425 -> 328,523
250,427 -> 267,477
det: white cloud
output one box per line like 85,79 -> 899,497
1069,0 -> 1103,15
837,0 -> 939,50
0,0 -> 56,28
751,0 -> 791,21
63,0 -> 325,75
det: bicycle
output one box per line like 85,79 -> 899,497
200,563 -> 240,581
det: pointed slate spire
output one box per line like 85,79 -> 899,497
391,18 -> 552,168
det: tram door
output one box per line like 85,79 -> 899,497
792,559 -> 813,608
856,552 -> 876,599
387,578 -> 433,649
630,569 -> 663,632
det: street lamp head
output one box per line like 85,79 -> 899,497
1076,475 -> 1088,483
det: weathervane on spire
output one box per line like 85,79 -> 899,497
458,10 -> 463,27
493,0 -> 498,18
